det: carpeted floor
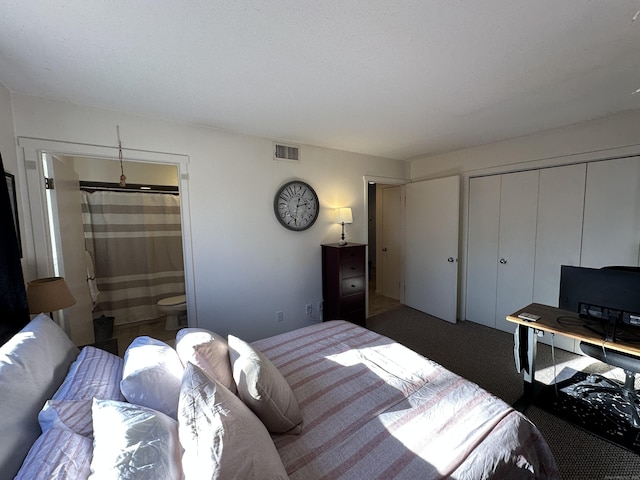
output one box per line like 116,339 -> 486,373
366,306 -> 640,480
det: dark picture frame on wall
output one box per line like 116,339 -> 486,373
4,171 -> 22,258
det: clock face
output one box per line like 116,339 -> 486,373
274,181 -> 320,231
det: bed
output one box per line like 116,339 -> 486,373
0,314 -> 559,479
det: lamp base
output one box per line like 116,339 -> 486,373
339,222 -> 348,246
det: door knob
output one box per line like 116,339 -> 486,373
382,248 -> 388,252
447,257 -> 455,262
499,258 -> 507,264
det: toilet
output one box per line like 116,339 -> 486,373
157,294 -> 187,330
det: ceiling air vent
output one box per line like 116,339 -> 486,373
274,142 -> 300,162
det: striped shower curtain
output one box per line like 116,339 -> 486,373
81,190 -> 185,325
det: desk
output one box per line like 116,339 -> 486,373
506,303 -> 640,409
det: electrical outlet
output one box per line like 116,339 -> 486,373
306,303 -> 313,319
276,311 -> 284,322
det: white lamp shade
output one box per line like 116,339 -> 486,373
334,208 -> 353,224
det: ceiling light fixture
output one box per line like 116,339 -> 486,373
632,87 -> 640,95
117,125 -> 127,187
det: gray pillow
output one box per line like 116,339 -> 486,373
228,334 -> 302,434
178,362 -> 289,479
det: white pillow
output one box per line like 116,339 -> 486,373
52,346 -> 125,401
39,399 -> 94,437
15,428 -> 92,480
0,314 -> 79,479
120,336 -> 184,418
178,362 -> 289,480
90,399 -> 182,480
228,334 -> 302,434
39,346 -> 125,437
175,328 -> 237,394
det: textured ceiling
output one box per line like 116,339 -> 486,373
1,1 -> 639,160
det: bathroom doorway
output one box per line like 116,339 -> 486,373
21,137 -> 195,354
46,155 -> 185,352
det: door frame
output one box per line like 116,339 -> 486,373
363,175 -> 407,317
17,137 -> 197,329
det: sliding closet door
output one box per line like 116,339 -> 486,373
494,170 -> 539,333
466,175 -> 501,327
533,164 -> 586,352
582,156 -> 640,268
466,170 -> 538,332
533,164 -> 586,304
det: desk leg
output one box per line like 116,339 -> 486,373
513,324 -> 540,412
523,324 -> 537,384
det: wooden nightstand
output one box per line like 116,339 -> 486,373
321,243 -> 366,326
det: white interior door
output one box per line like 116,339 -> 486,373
47,155 -> 94,345
405,176 -> 460,323
381,186 -> 401,299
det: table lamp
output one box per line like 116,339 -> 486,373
26,276 -> 76,318
335,208 -> 353,246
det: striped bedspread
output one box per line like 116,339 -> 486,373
253,321 -> 559,480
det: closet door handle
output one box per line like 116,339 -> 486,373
499,258 -> 507,264
447,257 -> 455,262
382,248 -> 388,252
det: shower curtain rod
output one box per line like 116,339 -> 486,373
79,181 -> 179,195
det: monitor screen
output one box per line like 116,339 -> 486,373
559,265 -> 640,342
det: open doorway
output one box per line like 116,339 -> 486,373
367,181 -> 402,317
44,155 -> 185,353
21,136 -> 195,356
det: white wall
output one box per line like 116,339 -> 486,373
10,94 -> 407,341
410,109 -> 640,180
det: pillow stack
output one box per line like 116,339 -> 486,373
175,327 -> 303,478
16,326 -> 303,480
17,346 -> 125,479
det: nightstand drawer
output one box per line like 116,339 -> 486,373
341,308 -> 365,326
341,276 -> 365,296
340,292 -> 365,312
340,249 -> 365,276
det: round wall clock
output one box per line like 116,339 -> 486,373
274,180 -> 320,231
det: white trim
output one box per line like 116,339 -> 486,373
363,175 -> 406,186
17,137 -> 198,328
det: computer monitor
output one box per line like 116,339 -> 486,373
559,265 -> 640,342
